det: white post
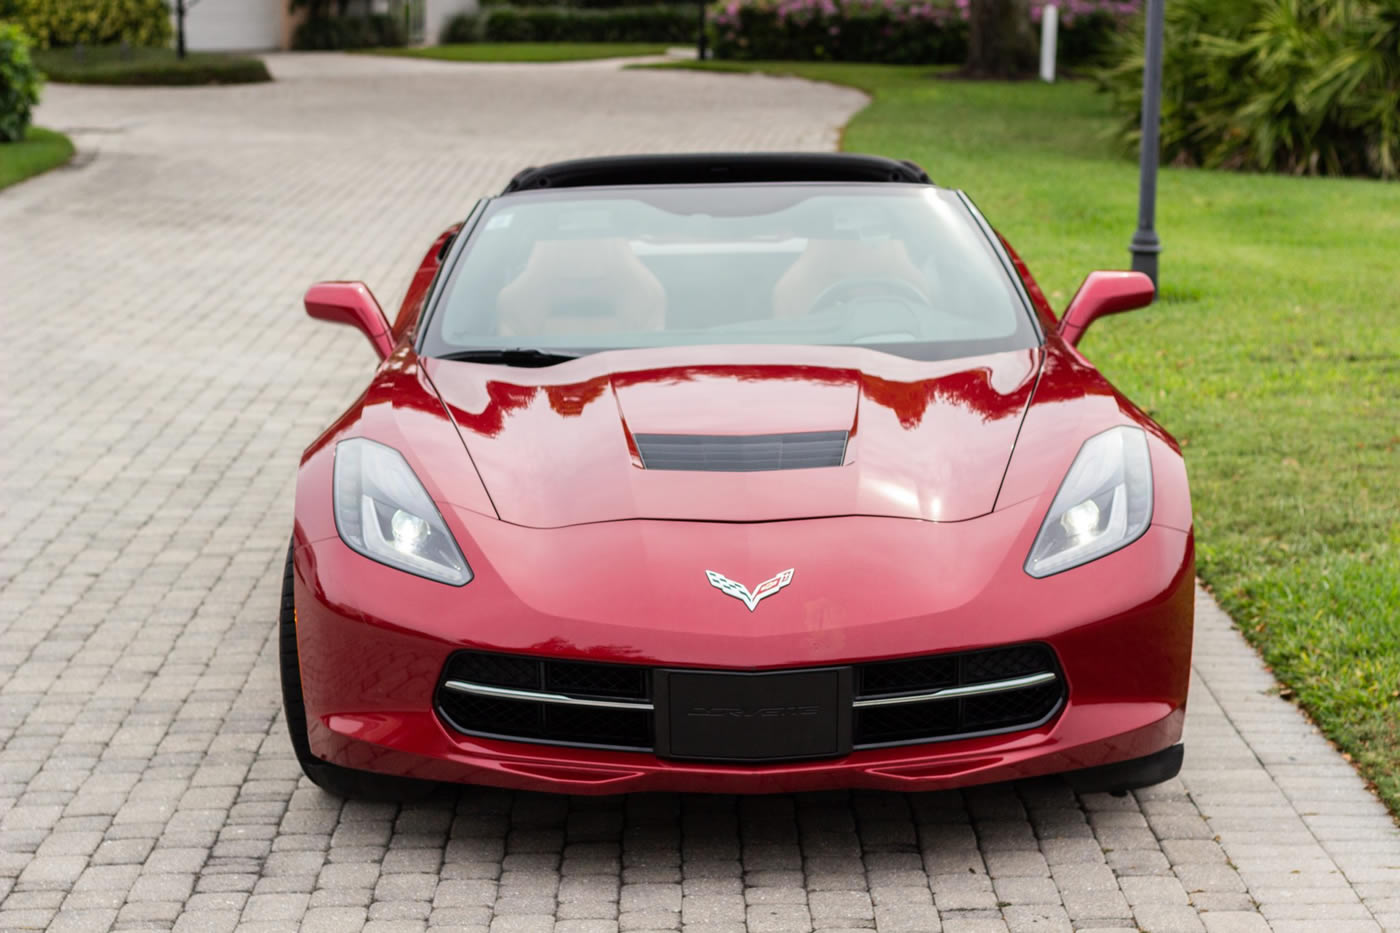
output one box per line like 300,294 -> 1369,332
1039,4 -> 1059,83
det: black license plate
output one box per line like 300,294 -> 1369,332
656,668 -> 852,762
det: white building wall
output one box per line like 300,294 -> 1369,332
175,0 -> 285,51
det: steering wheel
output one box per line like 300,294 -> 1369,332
807,277 -> 932,340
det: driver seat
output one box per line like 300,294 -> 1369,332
771,239 -> 931,319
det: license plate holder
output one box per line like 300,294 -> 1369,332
655,668 -> 852,762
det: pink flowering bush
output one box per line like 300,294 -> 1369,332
710,0 -> 1139,65
710,0 -> 966,63
1028,0 -> 1140,24
1029,0 -> 1140,65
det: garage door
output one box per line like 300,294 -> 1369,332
180,0 -> 284,51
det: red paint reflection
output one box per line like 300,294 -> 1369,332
436,360 -> 1039,439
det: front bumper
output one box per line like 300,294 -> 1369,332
291,497 -> 1194,794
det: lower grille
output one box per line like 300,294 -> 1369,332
852,644 -> 1064,746
443,650 -> 649,700
435,652 -> 654,750
434,644 -> 1063,757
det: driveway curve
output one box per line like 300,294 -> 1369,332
1,53 -> 1396,933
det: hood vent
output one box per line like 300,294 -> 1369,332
634,431 -> 848,472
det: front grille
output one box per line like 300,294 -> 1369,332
633,431 -> 848,472
963,682 -> 1063,731
434,644 -> 1063,756
436,652 -> 654,750
857,655 -> 958,696
452,652 -> 538,689
961,644 -> 1051,682
544,663 -> 647,700
852,644 -> 1064,747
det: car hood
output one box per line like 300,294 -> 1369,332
424,345 -> 1042,528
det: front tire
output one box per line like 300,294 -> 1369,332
279,540 -> 435,801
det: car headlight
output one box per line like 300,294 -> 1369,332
333,437 -> 473,586
1025,425 -> 1153,578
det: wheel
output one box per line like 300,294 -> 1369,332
279,540 -> 435,801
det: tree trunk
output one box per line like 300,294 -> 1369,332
965,0 -> 1037,78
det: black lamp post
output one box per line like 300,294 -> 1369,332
1129,0 -> 1165,288
697,2 -> 708,61
175,0 -> 187,58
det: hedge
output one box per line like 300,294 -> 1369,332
711,0 -> 1137,66
292,14 -> 408,50
3,0 -> 172,49
441,13 -> 478,42
481,6 -> 696,42
1035,3 -> 1134,66
32,46 -> 272,85
0,23 -> 42,142
480,0 -> 695,8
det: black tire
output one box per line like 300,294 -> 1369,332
279,540 -> 435,801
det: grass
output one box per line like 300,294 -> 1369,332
32,46 -> 271,85
651,60 -> 1400,816
0,127 -> 75,192
366,42 -> 671,63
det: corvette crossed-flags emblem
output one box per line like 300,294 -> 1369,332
704,568 -> 795,612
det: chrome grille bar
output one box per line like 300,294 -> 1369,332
853,671 -> 1057,709
442,679 -> 655,711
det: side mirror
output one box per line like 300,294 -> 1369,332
1058,271 -> 1155,346
304,281 -> 394,360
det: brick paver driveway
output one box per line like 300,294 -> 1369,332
3,53 -> 1398,933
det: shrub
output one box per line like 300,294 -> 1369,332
482,0 -> 695,8
292,14 -> 408,50
6,0 -> 172,49
1031,1 -> 1135,66
0,24 -> 42,142
1098,0 -> 1400,179
32,46 -> 271,85
711,0 -> 964,64
442,12 -> 481,42
482,5 -> 696,42
711,0 -> 1135,65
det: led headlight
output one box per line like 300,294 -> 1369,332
333,438 -> 472,586
1025,425 -> 1153,578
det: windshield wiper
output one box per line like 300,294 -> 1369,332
435,348 -> 579,367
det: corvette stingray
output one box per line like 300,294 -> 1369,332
282,153 -> 1193,799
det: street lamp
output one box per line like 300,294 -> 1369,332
173,0 -> 204,60
1129,0 -> 1165,288
697,1 -> 708,61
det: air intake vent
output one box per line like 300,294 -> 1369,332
434,645 -> 1064,756
634,431 -> 848,472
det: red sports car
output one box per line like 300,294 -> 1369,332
283,153 -> 1193,799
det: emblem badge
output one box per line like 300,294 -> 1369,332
705,568 -> 794,612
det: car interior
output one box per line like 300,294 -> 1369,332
436,188 -> 1025,349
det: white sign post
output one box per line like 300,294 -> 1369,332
1040,4 -> 1059,83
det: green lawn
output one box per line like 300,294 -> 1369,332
654,61 -> 1400,815
367,43 -> 671,63
33,46 -> 270,85
0,127 -> 75,192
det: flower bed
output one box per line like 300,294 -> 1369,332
478,6 -> 697,42
710,0 -> 1138,65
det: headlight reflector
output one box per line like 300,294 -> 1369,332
333,437 -> 472,586
1025,425 -> 1153,578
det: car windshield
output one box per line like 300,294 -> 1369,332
422,184 -> 1039,362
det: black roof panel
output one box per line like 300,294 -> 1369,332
500,152 -> 932,194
